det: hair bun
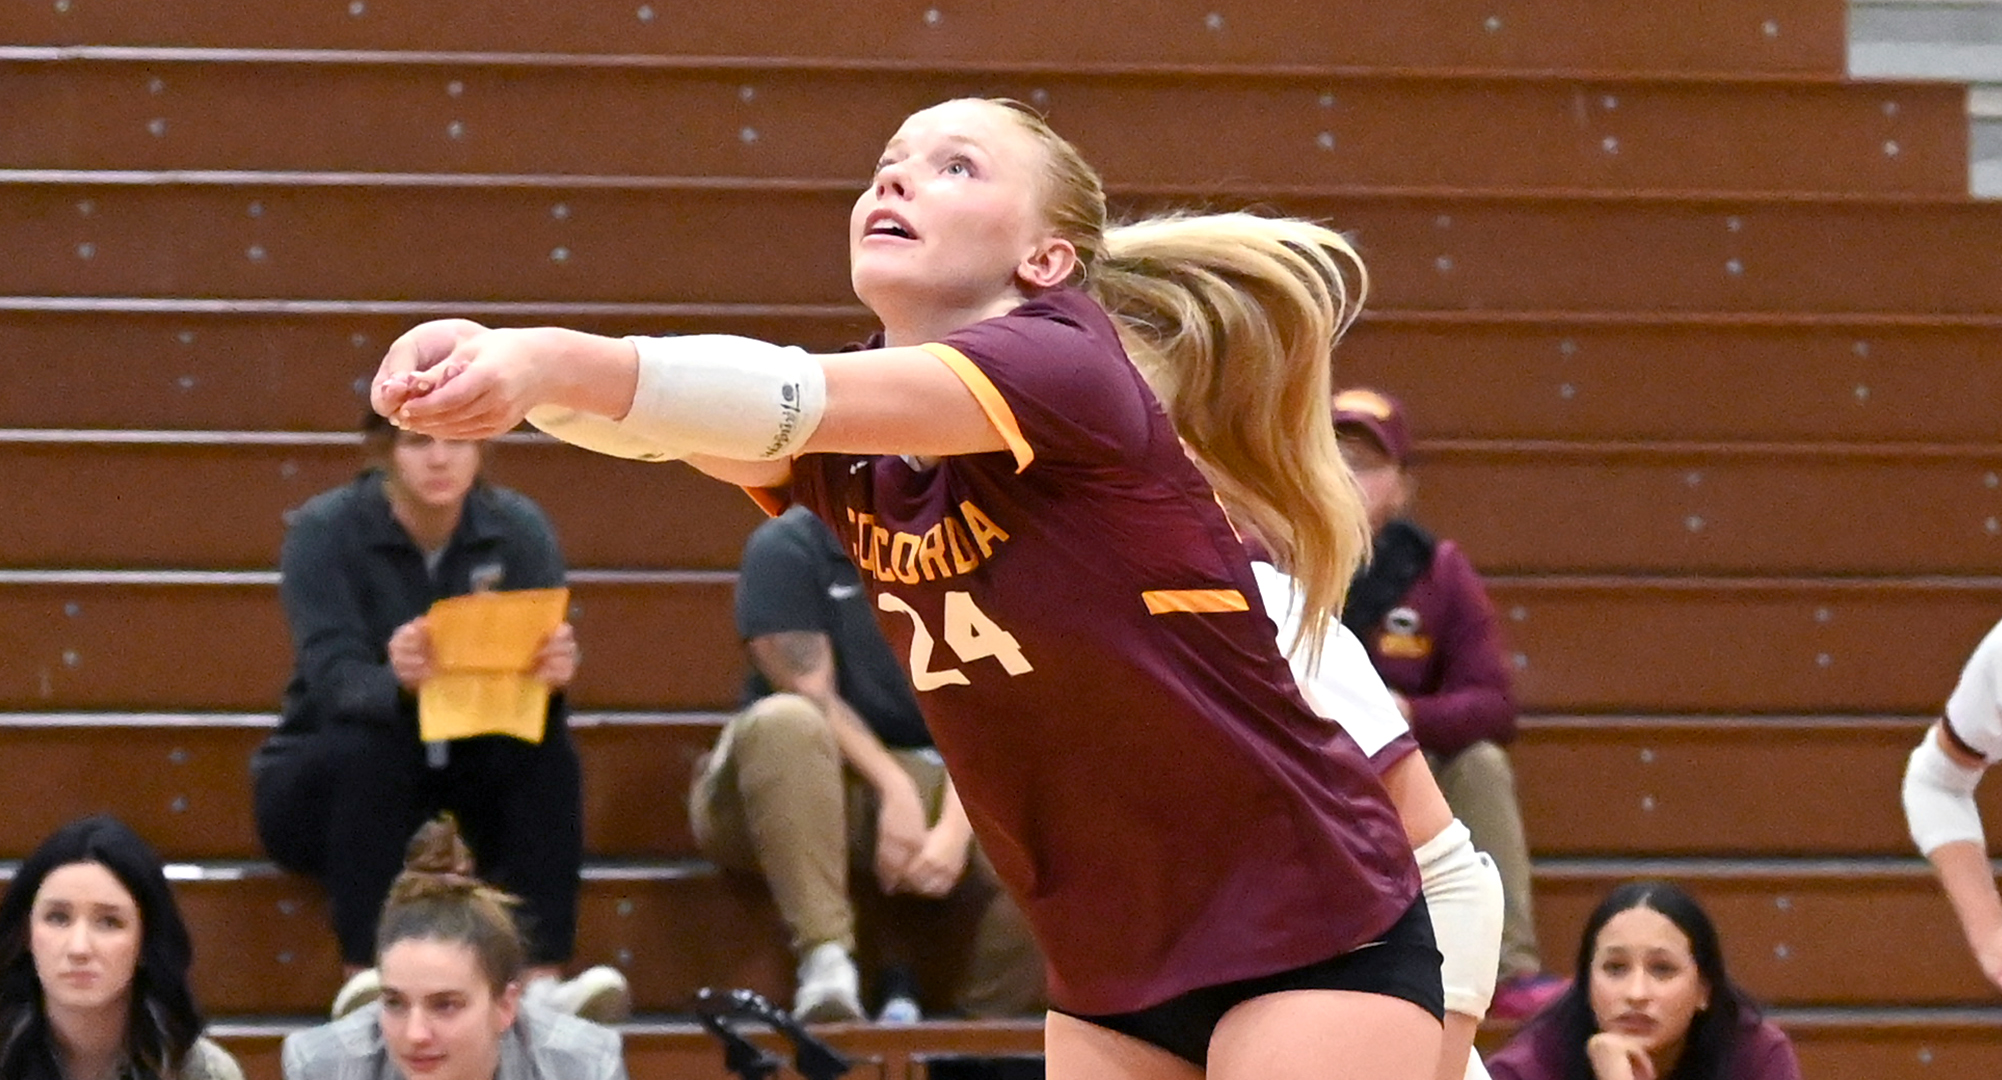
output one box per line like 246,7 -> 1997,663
403,814 -> 476,877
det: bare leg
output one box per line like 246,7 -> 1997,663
1208,990 -> 1440,1080
1438,1012 -> 1479,1080
1045,1012 -> 1203,1080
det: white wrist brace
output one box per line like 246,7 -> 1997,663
1904,733 -> 1987,855
525,404 -> 688,462
1416,819 -> 1505,1019
527,334 -> 825,462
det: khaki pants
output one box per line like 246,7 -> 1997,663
689,693 -> 1046,1017
1430,741 -> 1542,980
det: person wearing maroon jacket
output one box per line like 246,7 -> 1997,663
1334,387 -> 1563,1021
370,98 -> 1446,1079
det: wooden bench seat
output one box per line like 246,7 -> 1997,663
1510,716 -> 2002,858
208,1009 -> 2002,1080
0,854 -> 1969,1015
3,61 -> 1959,195
3,712 -> 1992,866
4,575 -> 1998,714
0,436 -> 764,572
1534,859 -> 1992,1007
0,0 -> 1845,76
0,711 -> 725,861
9,435 -> 2002,576
13,181 -> 2002,313
11,308 -> 2002,444
0,573 -> 741,711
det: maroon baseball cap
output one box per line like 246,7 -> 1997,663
1332,387 -> 1413,465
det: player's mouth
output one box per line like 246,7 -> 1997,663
863,210 -> 918,242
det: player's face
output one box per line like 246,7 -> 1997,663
1337,432 -> 1410,534
378,938 -> 518,1080
30,862 -> 142,1017
850,99 -> 1057,320
1588,906 -> 1711,1060
388,431 -> 482,513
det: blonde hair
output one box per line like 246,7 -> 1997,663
375,815 -> 525,994
994,100 -> 1372,656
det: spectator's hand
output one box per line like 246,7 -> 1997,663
1391,691 -> 1414,721
533,622 -> 579,688
1585,1033 -> 1655,1080
373,319 -> 490,418
382,327 -> 559,441
387,618 -> 434,688
872,775 -> 929,894
899,819 -> 973,899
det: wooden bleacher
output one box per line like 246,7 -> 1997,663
5,0 -> 2002,1077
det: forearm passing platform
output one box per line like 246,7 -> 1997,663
526,334 -> 826,462
1904,731 -> 1988,856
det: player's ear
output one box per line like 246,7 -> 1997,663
1018,236 -> 1077,291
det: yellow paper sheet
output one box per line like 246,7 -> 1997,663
416,587 -> 570,745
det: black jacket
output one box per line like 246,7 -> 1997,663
276,470 -> 567,736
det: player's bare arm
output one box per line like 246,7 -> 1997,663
373,324 -> 1007,481
1905,721 -> 2002,990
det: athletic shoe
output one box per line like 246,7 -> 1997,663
1489,972 -> 1569,1021
793,942 -> 864,1023
876,966 -> 922,1024
545,965 -> 633,1024
330,968 -> 383,1019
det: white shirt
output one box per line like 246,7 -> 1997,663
1251,561 -> 1410,759
1945,617 -> 2002,763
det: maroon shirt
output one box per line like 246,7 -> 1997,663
1355,532 -> 1516,759
1484,1015 -> 1802,1080
785,288 -> 1418,1014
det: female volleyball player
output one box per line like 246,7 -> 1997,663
372,97 -> 1443,1079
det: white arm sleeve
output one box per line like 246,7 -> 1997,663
1415,819 -> 1505,1019
1904,731 -> 1987,856
525,404 -> 688,461
525,334 -> 825,462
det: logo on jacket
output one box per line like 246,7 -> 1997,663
1378,606 -> 1432,660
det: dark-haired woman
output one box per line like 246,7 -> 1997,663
1484,881 -> 1800,1080
281,816 -> 625,1080
0,815 -> 242,1080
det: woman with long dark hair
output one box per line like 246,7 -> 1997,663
1484,881 -> 1800,1080
0,815 -> 241,1080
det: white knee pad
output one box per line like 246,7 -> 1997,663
1904,732 -> 1987,855
1415,819 -> 1505,1019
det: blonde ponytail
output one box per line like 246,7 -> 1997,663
991,99 -> 1373,655
1091,214 -> 1372,658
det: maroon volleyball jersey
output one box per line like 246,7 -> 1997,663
784,288 -> 1418,1014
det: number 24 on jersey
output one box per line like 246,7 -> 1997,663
877,591 -> 1033,691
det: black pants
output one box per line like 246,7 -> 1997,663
252,722 -> 584,966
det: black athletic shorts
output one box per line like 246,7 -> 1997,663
1055,896 -> 1444,1068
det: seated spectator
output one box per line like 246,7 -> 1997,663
690,505 -> 1046,1022
1333,387 -> 1561,1019
1484,880 -> 1800,1080
282,816 -> 627,1080
0,815 -> 243,1080
1902,616 -> 2002,992
252,410 -> 623,1020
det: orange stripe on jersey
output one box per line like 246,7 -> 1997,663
1142,589 -> 1250,615
741,487 -> 789,518
918,342 -> 1035,474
